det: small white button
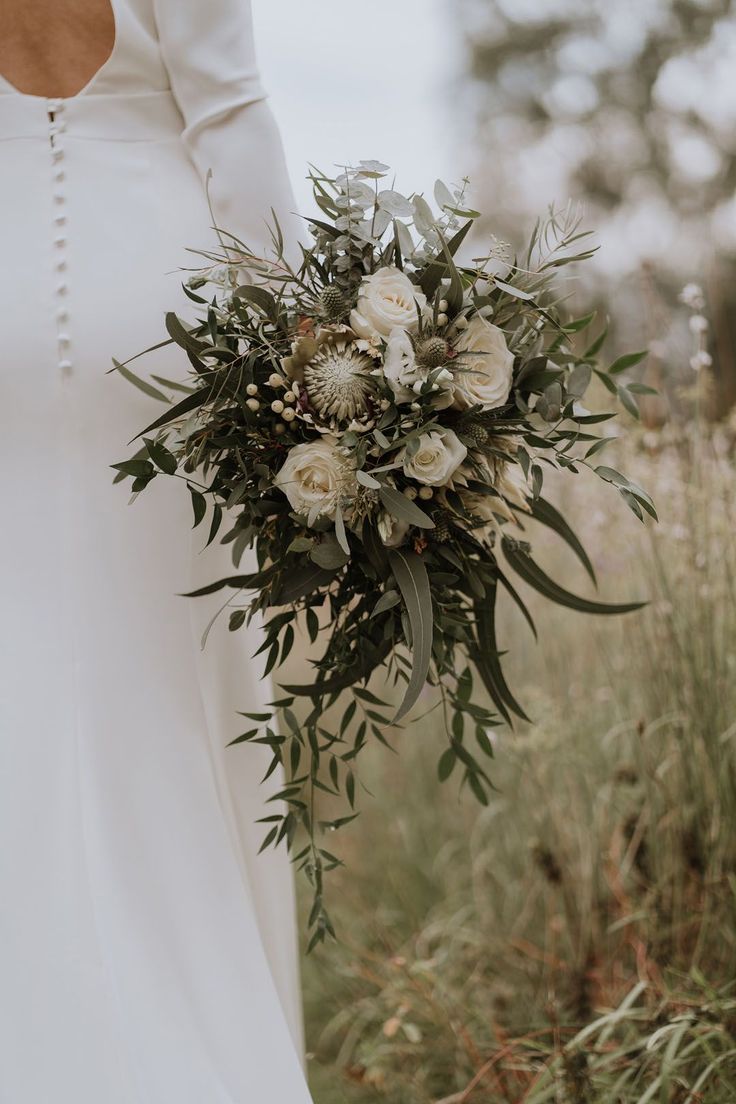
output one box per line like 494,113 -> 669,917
55,259 -> 67,272
59,359 -> 73,371
58,332 -> 71,344
54,234 -> 67,245
56,308 -> 69,322
56,282 -> 68,295
54,214 -> 67,225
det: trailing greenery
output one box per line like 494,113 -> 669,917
111,164 -> 653,948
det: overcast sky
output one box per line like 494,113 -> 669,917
253,0 -> 465,216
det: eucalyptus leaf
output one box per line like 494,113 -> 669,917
379,485 -> 435,529
503,539 -> 645,616
388,550 -> 433,723
310,536 -> 350,570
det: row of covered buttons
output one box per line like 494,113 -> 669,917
47,98 -> 72,375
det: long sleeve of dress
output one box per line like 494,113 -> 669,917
152,0 -> 306,1063
154,0 -> 302,263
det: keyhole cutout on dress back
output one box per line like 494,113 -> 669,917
0,0 -> 116,98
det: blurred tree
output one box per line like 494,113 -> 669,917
459,0 -> 736,415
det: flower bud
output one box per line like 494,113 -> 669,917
246,383 -> 258,396
246,397 -> 260,412
439,299 -> 448,312
271,399 -> 285,414
284,390 -> 297,403
418,486 -> 433,500
282,407 -> 296,422
403,486 -> 418,500
268,372 -> 283,388
436,313 -> 448,327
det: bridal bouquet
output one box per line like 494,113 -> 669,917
112,162 -> 655,948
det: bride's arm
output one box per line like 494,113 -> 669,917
153,0 -> 302,263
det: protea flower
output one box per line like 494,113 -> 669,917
303,340 -> 377,422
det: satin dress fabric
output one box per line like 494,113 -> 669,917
0,1 -> 313,1100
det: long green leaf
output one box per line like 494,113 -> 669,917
281,638 -> 392,698
503,539 -> 645,615
112,358 -> 170,402
271,563 -> 336,605
131,384 -> 212,442
418,220 -> 473,298
472,586 -> 531,723
389,550 -> 433,722
165,312 -> 208,356
496,568 -> 537,640
182,571 -> 261,598
530,497 -> 597,585
379,485 -> 435,529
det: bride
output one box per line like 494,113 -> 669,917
0,0 -> 314,1099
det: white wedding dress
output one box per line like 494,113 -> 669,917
0,2 -> 314,1100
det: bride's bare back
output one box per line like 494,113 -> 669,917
0,0 -> 114,97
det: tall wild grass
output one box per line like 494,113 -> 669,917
296,423 -> 736,1103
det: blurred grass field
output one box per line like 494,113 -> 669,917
281,409 -> 736,1102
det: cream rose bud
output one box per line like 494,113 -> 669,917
497,462 -> 533,513
377,512 -> 410,548
350,267 -> 427,341
452,316 -> 514,411
273,439 -> 350,522
383,326 -> 420,403
400,427 -> 467,487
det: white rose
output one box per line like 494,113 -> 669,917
274,439 -> 351,523
350,267 -> 427,341
377,512 -> 410,548
383,327 -> 420,403
400,427 -> 467,487
452,316 -> 514,411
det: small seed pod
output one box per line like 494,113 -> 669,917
274,422 -> 286,435
465,422 -> 489,446
282,407 -> 296,422
436,313 -> 448,328
246,383 -> 258,397
418,486 -> 433,501
438,298 -> 448,312
319,284 -> 347,319
246,397 -> 260,412
283,390 -> 296,403
268,372 -> 284,388
403,486 -> 418,501
431,517 -> 451,543
417,336 -> 448,368
271,399 -> 285,414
